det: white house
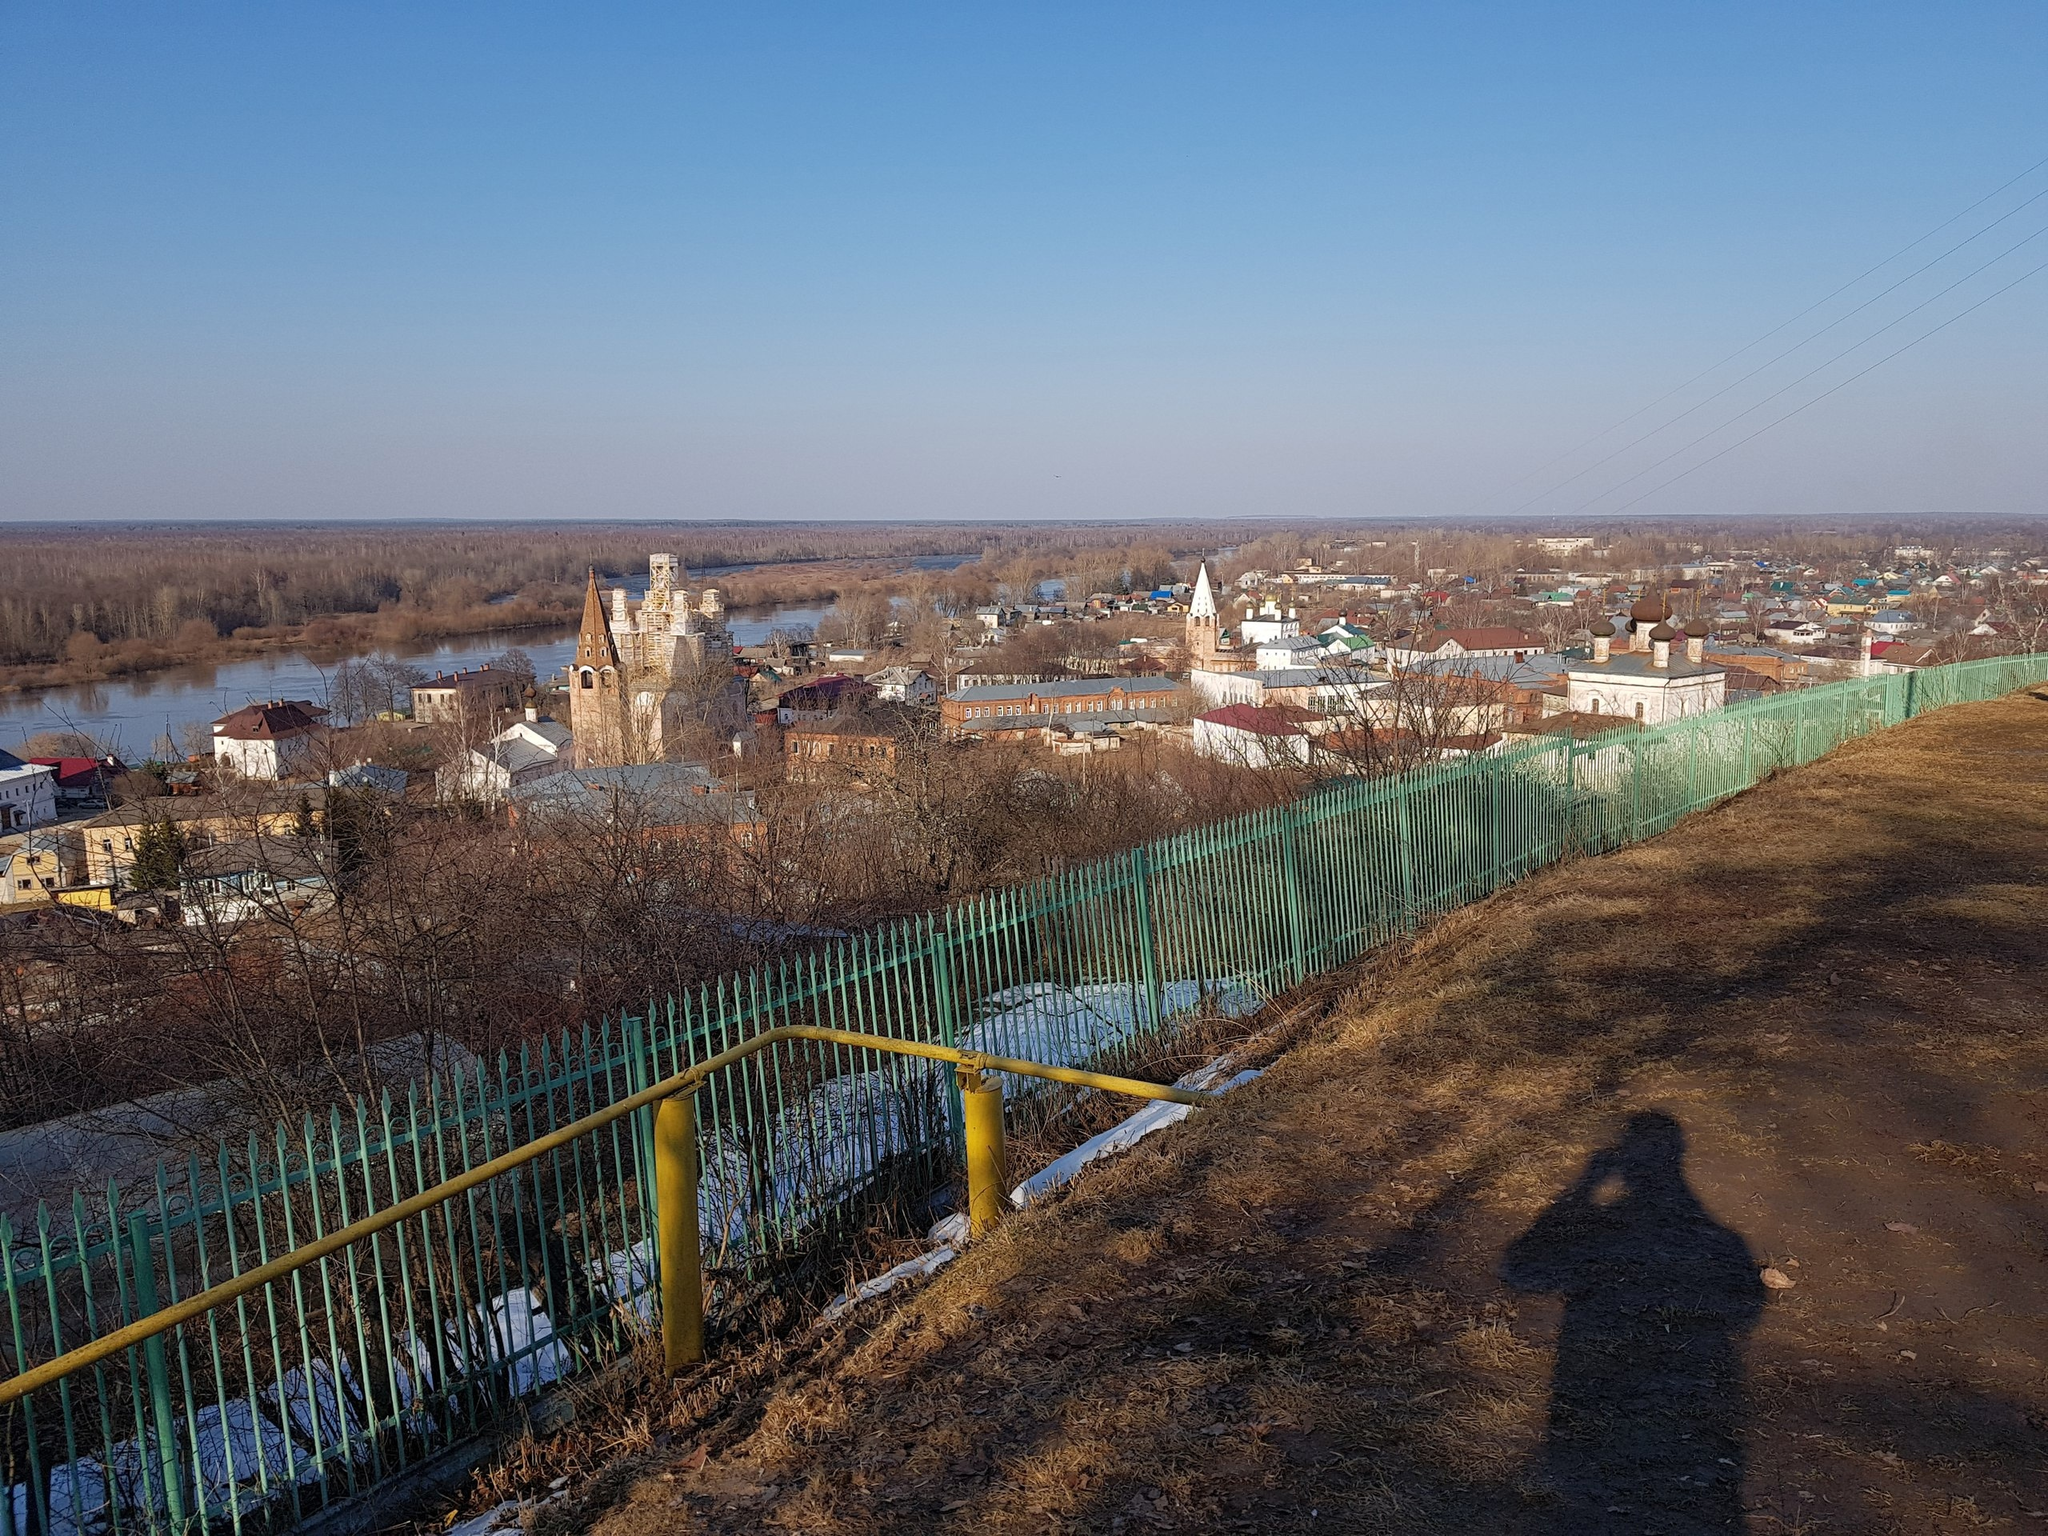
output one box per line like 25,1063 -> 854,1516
1192,704 -> 1316,768
1253,635 -> 1326,670
439,716 -> 574,802
0,752 -> 58,833
865,666 -> 938,704
1236,601 -> 1302,645
210,700 -> 328,781
1382,628 -> 1547,667
1867,610 -> 1917,638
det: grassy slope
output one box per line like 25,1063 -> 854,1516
563,690 -> 2048,1535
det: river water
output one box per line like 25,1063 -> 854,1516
0,601 -> 833,759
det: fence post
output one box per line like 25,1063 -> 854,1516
932,912 -> 965,1153
1742,710 -> 1753,785
1276,805 -> 1309,986
655,1093 -> 705,1373
959,1065 -> 1008,1238
1904,667 -> 1918,720
1793,688 -> 1805,763
127,1213 -> 188,1532
1392,778 -> 1418,928
1629,733 -> 1643,842
1129,846 -> 1163,1036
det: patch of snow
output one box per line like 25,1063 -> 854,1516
1013,1064 -> 1262,1208
820,1247 -> 958,1322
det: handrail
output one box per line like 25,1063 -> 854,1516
0,1024 -> 1212,1407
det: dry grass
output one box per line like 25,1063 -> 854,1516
447,690 -> 2048,1536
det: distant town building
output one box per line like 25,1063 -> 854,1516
785,706 -> 925,784
777,674 -> 877,724
0,829 -> 71,904
411,664 -> 523,724
508,762 -> 764,847
210,700 -> 328,780
26,756 -> 123,811
864,666 -> 938,704
1382,628 -> 1548,667
440,715 -> 574,803
1192,704 -> 1317,767
0,751 -> 58,832
942,678 -> 1181,733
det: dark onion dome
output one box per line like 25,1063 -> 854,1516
1682,617 -> 1709,637
1630,591 -> 1672,624
1590,618 -> 1616,637
1649,621 -> 1677,642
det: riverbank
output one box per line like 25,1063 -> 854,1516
0,598 -> 581,702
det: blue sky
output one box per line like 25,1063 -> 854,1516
3,2 -> 2044,522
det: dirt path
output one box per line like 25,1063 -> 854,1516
572,689 -> 2048,1535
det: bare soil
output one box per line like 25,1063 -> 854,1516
541,690 -> 2048,1535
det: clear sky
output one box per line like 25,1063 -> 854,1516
3,2 -> 2044,523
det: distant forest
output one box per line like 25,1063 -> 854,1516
1,514 -> 2032,670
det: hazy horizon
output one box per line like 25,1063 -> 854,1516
5,3 -> 2045,524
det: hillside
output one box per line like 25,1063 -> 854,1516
532,689 -> 2048,1535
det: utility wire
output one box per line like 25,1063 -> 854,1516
1495,177 -> 2048,517
1562,219 -> 2048,515
1461,151 -> 2048,514
1596,255 -> 2048,517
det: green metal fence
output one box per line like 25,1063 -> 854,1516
3,653 -> 2044,1535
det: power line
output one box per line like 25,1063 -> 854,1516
1594,255 -> 2048,517
1462,151 -> 2048,515
1495,177 -> 2048,517
1561,218 -> 2048,516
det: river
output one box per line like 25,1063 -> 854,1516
0,601 -> 835,759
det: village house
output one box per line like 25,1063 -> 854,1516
76,789 -> 329,888
0,830 -> 73,905
785,705 -> 923,785
211,700 -> 328,780
25,755 -> 124,812
410,663 -> 524,724
1380,627 -> 1549,667
438,712 -> 574,802
1192,703 -> 1318,768
508,762 -> 765,847
179,836 -> 333,926
864,666 -> 938,704
0,750 -> 58,832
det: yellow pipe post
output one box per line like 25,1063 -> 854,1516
655,1091 -> 705,1372
960,1065 -> 1008,1238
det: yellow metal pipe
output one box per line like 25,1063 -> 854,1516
0,1022 -> 1212,1406
960,1071 -> 1008,1238
655,1092 -> 705,1372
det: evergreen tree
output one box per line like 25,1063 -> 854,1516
129,819 -> 184,892
294,792 -> 318,838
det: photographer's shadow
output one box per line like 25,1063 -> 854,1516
1501,1112 -> 1763,1533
